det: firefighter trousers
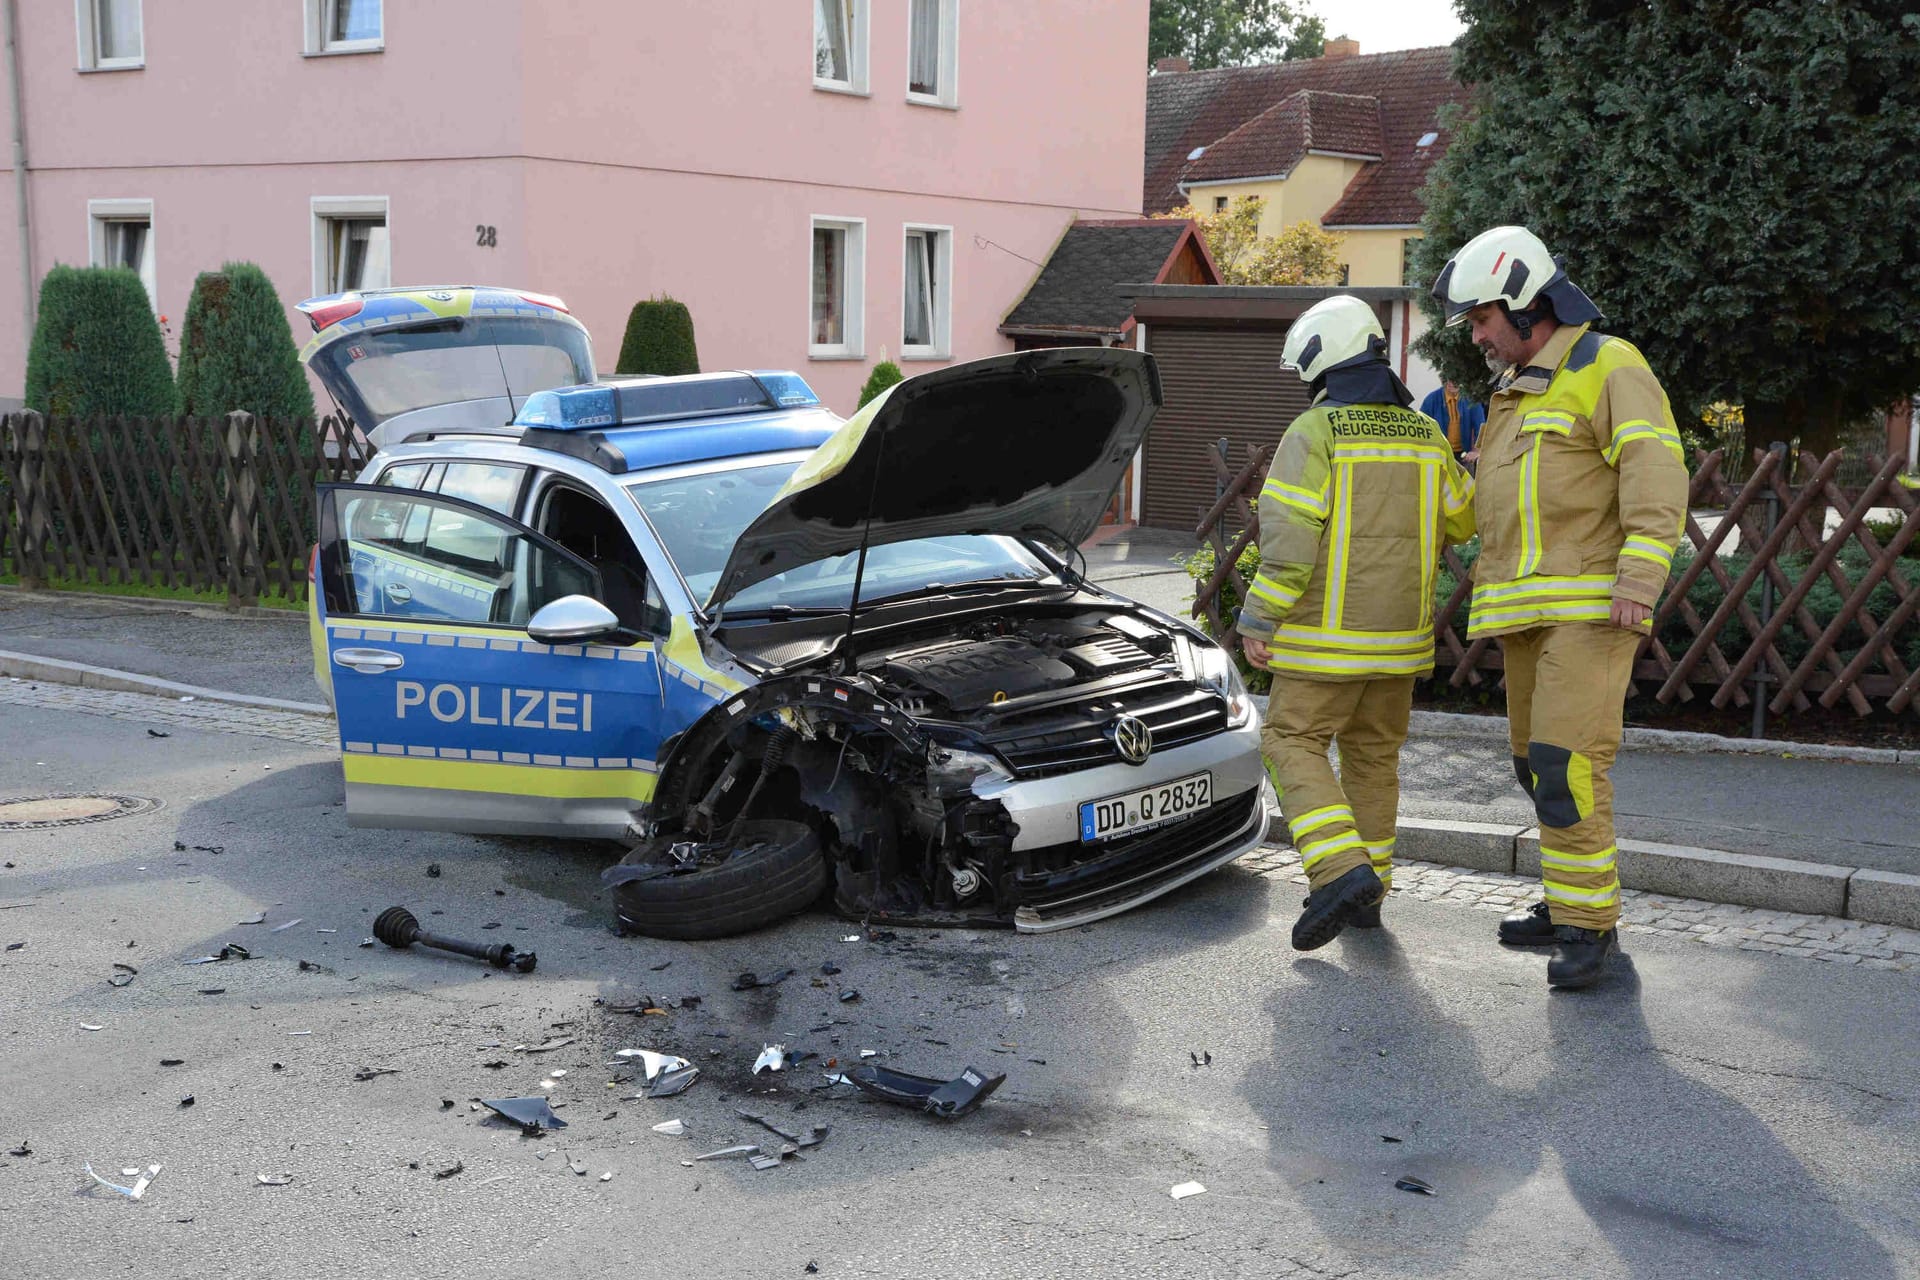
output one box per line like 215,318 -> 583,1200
1262,674 -> 1415,893
1500,622 -> 1643,932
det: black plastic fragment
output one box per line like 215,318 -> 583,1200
480,1096 -> 568,1133
1395,1176 -> 1437,1196
108,962 -> 138,988
838,989 -> 860,1003
6,1143 -> 29,1157
434,1161 -> 464,1180
845,1063 -> 1005,1119
732,968 -> 795,991
426,863 -> 442,878
1382,1135 -> 1403,1144
159,1058 -> 184,1067
147,729 -> 170,738
179,1095 -> 195,1108
821,961 -> 841,976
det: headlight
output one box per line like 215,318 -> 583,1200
926,745 -> 1013,796
1186,639 -> 1254,728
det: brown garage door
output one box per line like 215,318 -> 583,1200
1141,325 -> 1309,532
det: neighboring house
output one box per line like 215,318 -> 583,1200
0,0 -> 1148,414
1144,41 -> 1465,397
999,218 -> 1219,350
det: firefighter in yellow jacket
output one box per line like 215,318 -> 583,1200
1432,225 -> 1689,989
1237,295 -> 1476,951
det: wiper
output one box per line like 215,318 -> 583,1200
714,603 -> 846,622
862,577 -> 1058,606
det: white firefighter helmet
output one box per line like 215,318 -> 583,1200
1431,224 -> 1600,330
1280,295 -> 1383,384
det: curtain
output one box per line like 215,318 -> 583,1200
815,0 -> 850,81
331,0 -> 383,43
333,220 -> 390,292
903,233 -> 932,347
97,0 -> 142,60
909,0 -> 941,96
812,228 -> 843,345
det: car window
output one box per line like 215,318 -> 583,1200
333,490 -> 595,627
536,481 -> 670,634
374,460 -> 525,518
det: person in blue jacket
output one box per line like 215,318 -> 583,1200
1419,379 -> 1486,464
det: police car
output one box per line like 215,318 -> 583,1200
301,286 -> 1274,937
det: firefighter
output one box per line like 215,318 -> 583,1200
1237,295 -> 1476,951
1432,225 -> 1689,989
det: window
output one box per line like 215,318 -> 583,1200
1213,196 -> 1229,212
76,0 -> 143,71
906,0 -> 957,105
88,199 -> 155,306
306,0 -> 383,55
814,0 -> 868,93
902,225 -> 952,359
312,197 -> 390,295
810,217 -> 865,358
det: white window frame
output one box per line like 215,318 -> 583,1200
905,0 -> 959,109
87,198 -> 156,307
304,0 -> 384,57
900,223 -> 952,361
808,216 -> 866,360
311,196 -> 391,297
813,0 -> 869,96
75,0 -> 143,72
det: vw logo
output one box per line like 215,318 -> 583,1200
1109,715 -> 1153,765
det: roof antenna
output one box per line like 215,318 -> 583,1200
490,338 -> 518,421
835,418 -> 889,677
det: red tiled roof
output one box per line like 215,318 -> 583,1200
1145,47 -> 1467,226
1183,91 -> 1383,184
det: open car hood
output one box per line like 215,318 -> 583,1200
709,347 -> 1161,610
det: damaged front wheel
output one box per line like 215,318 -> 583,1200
605,819 -> 826,940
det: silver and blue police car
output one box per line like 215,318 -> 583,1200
299,286 -> 1274,937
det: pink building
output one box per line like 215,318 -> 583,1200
0,1 -> 1148,413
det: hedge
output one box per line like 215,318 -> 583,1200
176,262 -> 314,419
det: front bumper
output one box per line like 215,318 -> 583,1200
969,718 -> 1278,932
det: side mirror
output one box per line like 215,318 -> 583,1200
527,595 -> 620,644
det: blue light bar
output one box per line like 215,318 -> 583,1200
513,372 -> 819,432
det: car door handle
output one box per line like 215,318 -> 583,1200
334,648 -> 405,674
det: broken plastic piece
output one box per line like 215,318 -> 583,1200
79,1022 -> 104,1032
694,1144 -> 758,1161
480,1096 -> 568,1133
753,1044 -> 789,1074
238,913 -> 266,926
844,1063 -> 1004,1119
271,919 -> 303,933
1395,1176 -> 1438,1196
433,1162 -> 464,1180
838,989 -> 860,1003
737,1110 -> 829,1149
599,1171 -> 613,1182
613,1048 -> 688,1080
86,1162 -> 162,1200
1169,1181 -> 1206,1200
567,1153 -> 588,1176
1381,1135 -> 1403,1144
731,968 -> 795,991
1189,1050 -> 1212,1068
516,1037 -> 575,1053
108,963 -> 137,988
748,1152 -> 784,1171
376,905 -> 535,972
256,1173 -> 294,1187
650,1119 -> 687,1136
7,1143 -> 29,1157
353,1067 -> 400,1082
648,1066 -> 700,1098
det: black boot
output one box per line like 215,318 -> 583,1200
1547,925 -> 1617,989
1498,901 -> 1557,946
1349,881 -> 1388,929
1291,866 -> 1384,952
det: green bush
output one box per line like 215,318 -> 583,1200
25,265 -> 177,417
613,297 -> 699,376
176,262 -> 314,419
857,360 -> 904,408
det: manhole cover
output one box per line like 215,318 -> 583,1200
0,793 -> 163,830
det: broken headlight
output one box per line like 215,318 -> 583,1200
1185,639 -> 1254,728
926,745 -> 1013,795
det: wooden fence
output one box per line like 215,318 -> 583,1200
1194,441 -> 1920,726
1,412 -> 370,605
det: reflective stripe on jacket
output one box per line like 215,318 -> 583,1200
1469,324 -> 1690,639
1235,396 -> 1476,680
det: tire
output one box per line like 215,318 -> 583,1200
611,818 -> 827,940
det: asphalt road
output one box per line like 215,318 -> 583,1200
2,699 -> 1916,1278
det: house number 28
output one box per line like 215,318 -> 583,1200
475,225 -> 498,248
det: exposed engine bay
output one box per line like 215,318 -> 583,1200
609,598 -> 1251,932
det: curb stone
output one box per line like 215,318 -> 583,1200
1847,870 -> 1920,932
0,649 -> 332,718
0,583 -> 304,623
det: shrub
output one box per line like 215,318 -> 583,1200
24,265 -> 177,417
175,262 -> 315,420
614,297 -> 699,376
857,360 -> 904,409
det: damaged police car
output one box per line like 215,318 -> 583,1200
302,286 -> 1273,938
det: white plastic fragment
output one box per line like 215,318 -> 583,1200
256,1173 -> 295,1186
753,1044 -> 788,1074
85,1162 -> 162,1200
650,1119 -> 686,1136
613,1049 -> 689,1082
841,935 -> 862,943
599,1171 -> 613,1182
1170,1181 -> 1207,1200
271,919 -> 303,933
80,1023 -> 104,1031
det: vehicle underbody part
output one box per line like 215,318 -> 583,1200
372,905 -> 536,972
605,605 -> 1245,939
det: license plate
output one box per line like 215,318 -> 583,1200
1079,771 -> 1212,843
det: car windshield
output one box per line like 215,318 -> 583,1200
312,316 -> 594,425
623,459 -> 1055,613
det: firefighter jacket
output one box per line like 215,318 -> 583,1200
1468,323 -> 1690,639
1235,393 -> 1476,680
